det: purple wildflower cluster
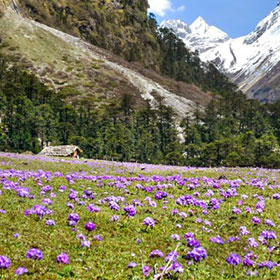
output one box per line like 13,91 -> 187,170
0,256 -> 10,269
123,205 -> 136,217
26,248 -> 43,260
56,252 -> 69,264
1,152 -> 280,278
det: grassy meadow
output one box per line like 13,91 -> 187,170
0,152 -> 280,279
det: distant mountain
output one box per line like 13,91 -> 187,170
163,4 -> 280,103
161,17 -> 229,54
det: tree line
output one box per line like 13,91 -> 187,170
0,55 -> 279,168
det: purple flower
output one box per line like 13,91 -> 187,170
68,191 -> 78,200
184,232 -> 195,240
251,216 -> 260,225
265,219 -> 275,227
165,251 -> 178,262
258,260 -> 276,269
88,204 -> 101,213
204,220 -> 212,227
169,262 -> 184,273
110,215 -> 120,222
0,256 -> 10,269
15,267 -> 28,275
239,226 -> 250,236
127,262 -> 137,268
227,236 -> 236,243
109,201 -> 120,211
142,265 -> 152,277
171,209 -> 179,216
17,188 -> 30,198
46,219 -> 56,226
260,230 -> 277,240
66,203 -> 74,209
248,238 -> 259,248
232,207 -> 242,215
243,252 -> 255,266
42,198 -> 52,205
148,200 -> 157,207
272,193 -> 280,200
155,191 -> 168,200
123,205 -> 136,217
26,248 -> 43,260
56,252 -> 69,264
59,185 -> 66,192
187,238 -> 200,248
210,236 -> 224,245
149,249 -> 164,258
42,185 -> 52,192
226,253 -> 241,266
81,240 -> 91,248
171,234 -> 181,240
93,235 -> 103,241
178,211 -> 187,218
84,222 -> 96,232
33,205 -> 47,217
77,234 -> 86,240
143,217 -> 155,227
244,206 -> 252,213
256,200 -> 265,213
186,246 -> 207,262
68,213 -> 79,223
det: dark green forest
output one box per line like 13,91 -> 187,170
0,52 -> 279,168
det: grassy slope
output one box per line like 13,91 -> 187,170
0,7 -> 209,111
0,7 -> 142,104
0,153 -> 279,279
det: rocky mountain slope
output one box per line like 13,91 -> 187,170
163,4 -> 280,103
0,2 -> 213,118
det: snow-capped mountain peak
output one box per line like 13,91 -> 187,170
164,3 -> 280,103
161,17 -> 229,54
190,16 -> 209,33
161,19 -> 191,36
244,4 -> 280,44
190,16 -> 230,41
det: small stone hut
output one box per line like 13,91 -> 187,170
39,145 -> 82,158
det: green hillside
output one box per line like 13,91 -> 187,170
16,0 -> 236,95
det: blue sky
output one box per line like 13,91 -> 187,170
148,0 -> 278,38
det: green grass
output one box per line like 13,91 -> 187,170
0,9 -> 120,101
0,154 -> 279,279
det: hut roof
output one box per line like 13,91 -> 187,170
39,145 -> 82,157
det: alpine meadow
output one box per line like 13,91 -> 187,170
0,0 -> 280,279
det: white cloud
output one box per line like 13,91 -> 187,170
177,5 -> 185,12
148,0 -> 172,17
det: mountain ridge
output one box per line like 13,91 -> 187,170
163,4 -> 280,103
161,17 -> 229,54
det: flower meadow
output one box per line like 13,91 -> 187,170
0,154 -> 280,279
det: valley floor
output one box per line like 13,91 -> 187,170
0,153 -> 279,279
